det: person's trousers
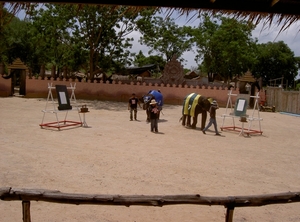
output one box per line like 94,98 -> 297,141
203,118 -> 219,134
150,119 -> 158,132
130,108 -> 137,120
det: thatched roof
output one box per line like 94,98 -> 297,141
7,58 -> 29,71
2,1 -> 300,32
3,0 -> 300,14
238,70 -> 256,83
184,71 -> 199,79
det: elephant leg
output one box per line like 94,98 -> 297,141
191,115 -> 198,129
201,111 -> 207,130
146,110 -> 150,122
186,116 -> 192,127
182,115 -> 186,126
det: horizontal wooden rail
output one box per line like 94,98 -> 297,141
1,187 -> 300,222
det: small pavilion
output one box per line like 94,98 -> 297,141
7,58 -> 29,96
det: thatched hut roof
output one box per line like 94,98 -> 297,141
238,70 -> 256,83
3,1 -> 300,31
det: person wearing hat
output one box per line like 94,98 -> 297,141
202,100 -> 221,136
128,93 -> 142,121
148,99 -> 160,132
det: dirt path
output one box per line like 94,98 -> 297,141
0,97 -> 300,222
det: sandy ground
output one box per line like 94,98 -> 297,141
0,96 -> 300,222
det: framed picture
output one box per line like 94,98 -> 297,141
55,85 -> 72,110
234,95 -> 249,117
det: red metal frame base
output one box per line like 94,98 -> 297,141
220,126 -> 263,136
40,120 -> 82,130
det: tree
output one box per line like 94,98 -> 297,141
252,41 -> 298,88
29,4 -> 80,78
68,5 -> 156,81
1,4 -> 41,75
4,18 -> 27,66
192,14 -> 257,84
136,14 -> 193,64
0,4 -> 21,73
133,51 -> 165,70
132,51 -> 165,78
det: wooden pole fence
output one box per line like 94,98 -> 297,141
1,187 -> 300,222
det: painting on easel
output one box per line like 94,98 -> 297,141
55,85 -> 72,110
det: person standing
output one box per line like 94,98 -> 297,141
128,93 -> 141,121
148,99 -> 159,132
202,100 -> 221,136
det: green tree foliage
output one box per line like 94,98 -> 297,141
5,17 -> 34,66
27,4 -> 156,80
0,5 -> 17,71
136,14 -> 193,64
1,4 -> 39,74
29,4 -> 80,78
133,50 -> 165,70
68,5 -> 156,80
133,51 -> 165,78
2,5 -> 299,87
252,41 -> 298,87
192,15 -> 257,83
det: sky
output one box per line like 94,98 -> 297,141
128,12 -> 300,70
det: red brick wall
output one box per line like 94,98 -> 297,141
0,77 -> 11,96
0,76 -> 266,107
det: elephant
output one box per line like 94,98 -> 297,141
140,90 -> 163,122
181,93 -> 213,130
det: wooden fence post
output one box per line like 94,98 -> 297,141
225,206 -> 234,222
22,201 -> 31,222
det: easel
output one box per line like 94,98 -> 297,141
40,83 -> 83,130
220,90 -> 263,136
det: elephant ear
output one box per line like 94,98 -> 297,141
142,94 -> 150,103
142,94 -> 155,110
138,97 -> 144,103
202,98 -> 213,111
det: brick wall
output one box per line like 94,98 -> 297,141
0,76 -> 269,108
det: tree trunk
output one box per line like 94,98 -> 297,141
63,66 -> 67,79
0,61 -> 4,74
40,64 -> 45,79
28,67 -> 32,79
89,48 -> 94,82
51,65 -> 56,79
57,67 -> 62,79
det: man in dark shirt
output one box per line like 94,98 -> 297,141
128,93 -> 141,121
202,100 -> 221,136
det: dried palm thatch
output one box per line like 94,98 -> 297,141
1,1 -> 300,33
